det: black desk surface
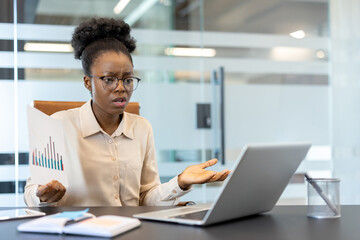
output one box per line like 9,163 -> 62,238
1,205 -> 360,240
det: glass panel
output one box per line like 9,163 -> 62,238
202,0 -> 330,204
331,0 -> 360,204
15,0 -> 207,205
6,0 -> 333,206
203,0 -> 328,36
0,0 -> 13,23
0,0 -> 17,206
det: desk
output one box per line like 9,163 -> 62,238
1,206 -> 360,240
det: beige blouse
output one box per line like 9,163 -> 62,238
24,100 -> 190,206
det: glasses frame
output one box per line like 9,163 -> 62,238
88,75 -> 141,92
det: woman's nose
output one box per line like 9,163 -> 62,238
114,80 -> 125,92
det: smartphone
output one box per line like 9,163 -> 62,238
0,208 -> 45,221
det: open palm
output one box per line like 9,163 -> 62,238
178,159 -> 230,190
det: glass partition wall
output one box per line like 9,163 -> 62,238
0,0 -> 18,206
0,0 -> 331,206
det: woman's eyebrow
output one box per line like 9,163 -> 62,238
102,71 -> 133,75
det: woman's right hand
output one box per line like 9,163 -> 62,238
36,180 -> 66,203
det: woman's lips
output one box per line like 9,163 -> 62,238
112,97 -> 127,107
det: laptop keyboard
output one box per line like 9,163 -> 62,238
171,210 -> 209,220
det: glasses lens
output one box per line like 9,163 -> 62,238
102,76 -> 118,91
124,77 -> 139,92
102,77 -> 139,92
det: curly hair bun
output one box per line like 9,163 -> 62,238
71,18 -> 136,60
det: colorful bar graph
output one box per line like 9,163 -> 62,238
31,136 -> 64,171
60,155 -> 63,171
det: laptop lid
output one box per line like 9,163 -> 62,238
203,142 -> 311,225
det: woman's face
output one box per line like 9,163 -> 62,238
84,51 -> 134,118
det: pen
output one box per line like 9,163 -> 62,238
65,216 -> 93,226
304,173 -> 339,216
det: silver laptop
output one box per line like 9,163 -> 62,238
134,143 -> 311,226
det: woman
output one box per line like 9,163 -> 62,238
24,18 -> 230,206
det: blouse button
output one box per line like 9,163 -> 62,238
115,194 -> 119,199
108,139 -> 113,144
113,176 -> 119,180
111,156 -> 116,161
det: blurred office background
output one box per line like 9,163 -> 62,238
0,0 -> 358,206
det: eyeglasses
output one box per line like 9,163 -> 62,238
88,75 -> 141,92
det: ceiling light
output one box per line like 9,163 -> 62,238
316,50 -> 326,59
125,0 -> 158,26
289,30 -> 305,39
165,47 -> 216,57
113,0 -> 131,14
24,43 -> 73,52
271,47 -> 312,61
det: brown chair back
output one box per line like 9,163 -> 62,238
33,100 -> 140,116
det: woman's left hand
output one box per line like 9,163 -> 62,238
177,159 -> 230,190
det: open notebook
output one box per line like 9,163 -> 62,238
18,209 -> 141,237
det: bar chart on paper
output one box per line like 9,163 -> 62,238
27,105 -> 68,187
31,136 -> 64,171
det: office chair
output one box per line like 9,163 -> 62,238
33,100 -> 140,116
32,100 -> 193,206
